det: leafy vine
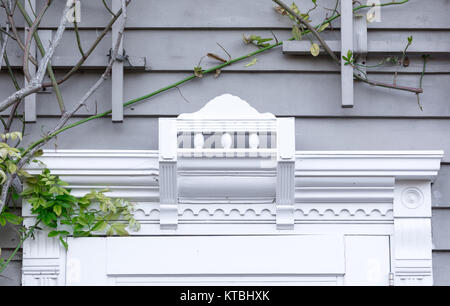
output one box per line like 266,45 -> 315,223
0,0 -> 428,276
0,133 -> 139,274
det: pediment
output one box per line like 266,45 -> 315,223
177,94 -> 276,120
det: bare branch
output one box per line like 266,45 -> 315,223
23,0 -> 52,82
273,0 -> 340,64
0,0 -> 72,113
273,0 -> 422,95
17,0 -> 129,171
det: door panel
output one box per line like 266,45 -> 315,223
66,235 -> 390,285
344,235 -> 391,285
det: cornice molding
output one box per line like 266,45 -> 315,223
25,149 -> 443,180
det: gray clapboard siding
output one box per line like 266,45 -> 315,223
0,223 -> 21,249
432,165 -> 450,207
3,29 -> 450,73
433,252 -> 450,286
432,208 -> 450,250
1,0 -> 450,285
32,0 -> 450,29
0,261 -> 21,286
26,72 -> 450,118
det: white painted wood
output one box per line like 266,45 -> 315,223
22,217 -> 66,286
393,180 -> 433,285
276,118 -> 295,229
24,0 -> 37,122
159,119 -> 178,229
22,149 -> 442,285
111,0 -> 124,122
344,236 -> 391,286
341,0 -> 353,108
66,237 -> 107,286
21,96 -> 444,286
106,235 -> 345,275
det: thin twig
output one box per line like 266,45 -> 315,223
274,0 -> 421,94
0,0 -> 73,212
23,0 -> 52,82
216,42 -> 231,61
16,0 -> 66,113
102,0 -> 115,16
21,1 -> 414,160
73,19 -> 85,57
41,6 -> 126,88
416,54 -> 429,111
273,0 -> 340,65
17,0 -> 129,171
1,0 -> 38,67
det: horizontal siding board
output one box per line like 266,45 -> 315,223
19,117 -> 160,151
432,165 -> 450,207
15,72 -> 449,118
18,117 -> 450,162
0,223 -> 22,248
0,261 -> 21,286
3,29 -> 450,73
433,251 -> 450,285
432,208 -> 450,250
31,0 -> 450,29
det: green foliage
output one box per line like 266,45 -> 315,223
242,34 -> 273,48
310,43 -> 320,57
193,66 -> 203,78
21,168 -> 140,250
245,58 -> 258,67
0,210 -> 22,226
0,132 -> 26,185
342,50 -> 355,66
274,2 -> 313,23
292,25 -> 302,41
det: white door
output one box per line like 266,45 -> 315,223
65,235 -> 390,286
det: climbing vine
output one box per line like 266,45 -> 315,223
0,132 -> 139,274
0,0 -> 428,275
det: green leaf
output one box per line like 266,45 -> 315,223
34,150 -> 44,157
48,230 -> 59,237
310,43 -> 320,57
10,132 -> 22,141
0,170 -> 7,184
317,22 -> 329,33
245,58 -> 258,67
193,66 -> 203,78
11,191 -> 19,201
112,223 -> 129,236
17,169 -> 32,178
106,225 -> 114,236
292,25 -> 302,41
59,236 -> 68,250
53,205 -> 62,216
0,216 -> 6,226
91,220 -> 108,232
290,2 -> 300,15
1,212 -> 22,225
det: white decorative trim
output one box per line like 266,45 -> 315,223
177,94 -> 275,120
21,94 -> 444,286
21,218 -> 66,286
159,119 -> 178,229
22,149 -> 442,286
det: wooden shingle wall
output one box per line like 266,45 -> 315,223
0,0 -> 449,285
